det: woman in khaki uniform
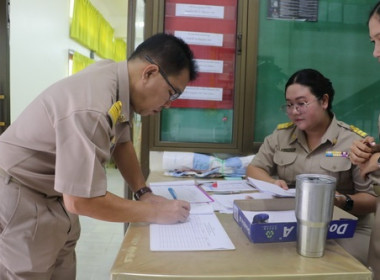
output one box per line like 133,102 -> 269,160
247,69 -> 377,265
350,1 -> 380,278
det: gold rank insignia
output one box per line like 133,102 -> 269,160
277,122 -> 294,130
108,101 -> 122,127
349,125 -> 367,138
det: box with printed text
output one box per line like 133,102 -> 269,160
233,198 -> 358,243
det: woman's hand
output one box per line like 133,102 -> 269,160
350,136 -> 376,165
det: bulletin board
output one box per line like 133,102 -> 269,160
164,0 -> 237,110
158,0 -> 238,144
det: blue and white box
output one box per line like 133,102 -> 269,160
233,198 -> 358,243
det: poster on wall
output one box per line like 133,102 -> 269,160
267,0 -> 319,22
164,0 -> 238,110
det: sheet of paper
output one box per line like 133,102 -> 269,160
190,203 -> 214,215
247,177 -> 296,197
211,193 -> 255,213
199,179 -> 255,193
175,3 -> 225,19
150,213 -> 235,251
242,210 -> 297,223
150,181 -> 213,203
175,30 -> 224,47
180,86 -> 223,101
195,59 -> 224,73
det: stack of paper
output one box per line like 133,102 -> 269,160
247,177 -> 296,197
149,180 -> 235,251
149,180 -> 213,203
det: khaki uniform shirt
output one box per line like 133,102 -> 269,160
0,60 -> 131,198
251,116 -> 377,254
251,116 -> 376,196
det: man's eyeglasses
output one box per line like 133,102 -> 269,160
144,55 -> 182,101
280,99 -> 319,114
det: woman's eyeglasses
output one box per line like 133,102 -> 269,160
280,99 -> 319,114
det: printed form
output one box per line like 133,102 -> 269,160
150,213 -> 235,251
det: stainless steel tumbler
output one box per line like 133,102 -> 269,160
295,174 -> 336,257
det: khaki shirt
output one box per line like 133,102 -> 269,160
251,116 -> 376,196
0,60 -> 131,198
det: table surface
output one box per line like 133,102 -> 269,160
110,173 -> 372,280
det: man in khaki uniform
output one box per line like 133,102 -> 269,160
0,33 -> 197,279
248,117 -> 377,264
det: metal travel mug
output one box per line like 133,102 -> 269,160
295,174 -> 336,257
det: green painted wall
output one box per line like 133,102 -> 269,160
254,0 -> 380,141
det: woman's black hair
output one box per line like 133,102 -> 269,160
368,1 -> 380,24
285,69 -> 334,116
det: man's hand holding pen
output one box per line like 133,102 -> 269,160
140,191 -> 190,224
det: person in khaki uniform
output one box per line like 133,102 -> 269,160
0,33 -> 197,279
247,69 -> 377,265
349,2 -> 380,278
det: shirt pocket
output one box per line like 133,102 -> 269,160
320,157 -> 352,192
273,151 -> 297,182
320,157 -> 351,173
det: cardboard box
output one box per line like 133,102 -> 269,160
233,198 -> 358,243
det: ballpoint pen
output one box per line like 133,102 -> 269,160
168,187 -> 178,200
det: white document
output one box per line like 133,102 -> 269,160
199,179 -> 255,193
175,30 -> 223,47
247,177 -> 296,197
179,86 -> 223,101
150,213 -> 235,251
149,181 -> 213,203
195,59 -> 224,73
175,4 -> 225,19
242,210 -> 297,223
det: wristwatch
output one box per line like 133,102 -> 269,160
377,155 -> 380,168
134,186 -> 152,200
343,194 -> 354,211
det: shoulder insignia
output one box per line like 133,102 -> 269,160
349,125 -> 367,138
277,122 -> 294,130
108,101 -> 122,127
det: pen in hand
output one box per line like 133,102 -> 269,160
168,187 -> 178,200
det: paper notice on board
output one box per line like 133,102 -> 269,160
195,59 -> 223,73
175,31 -> 223,47
179,86 -> 223,101
175,4 -> 225,19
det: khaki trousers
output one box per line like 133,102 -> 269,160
0,172 -> 80,280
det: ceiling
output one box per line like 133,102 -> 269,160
90,0 -> 128,39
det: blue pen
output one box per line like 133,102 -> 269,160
168,187 -> 177,200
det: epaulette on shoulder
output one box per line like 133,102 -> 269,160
277,122 -> 294,130
349,125 -> 368,138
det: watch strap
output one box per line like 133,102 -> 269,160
134,186 -> 152,200
343,194 -> 354,211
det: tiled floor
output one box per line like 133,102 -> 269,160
76,167 -> 125,280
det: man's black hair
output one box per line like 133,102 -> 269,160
129,33 -> 198,81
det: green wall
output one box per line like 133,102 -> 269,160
254,0 -> 380,141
